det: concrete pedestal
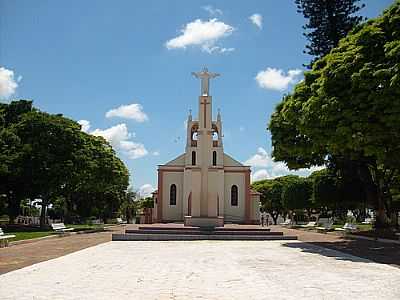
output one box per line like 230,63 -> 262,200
184,216 -> 224,228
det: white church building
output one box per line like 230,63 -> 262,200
153,68 -> 260,227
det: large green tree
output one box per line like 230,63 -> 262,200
252,175 -> 311,224
0,100 -> 130,227
0,101 -> 34,223
310,169 -> 339,214
119,188 -> 138,224
281,176 -> 312,212
295,0 -> 365,67
15,110 -> 87,227
270,1 -> 400,227
70,134 -> 129,222
252,178 -> 284,225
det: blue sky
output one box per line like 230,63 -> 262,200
0,0 -> 394,196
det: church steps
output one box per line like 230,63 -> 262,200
125,229 -> 282,236
112,233 -> 297,241
138,226 -> 271,232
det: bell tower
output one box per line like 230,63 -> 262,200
183,67 -> 224,227
192,68 -> 219,216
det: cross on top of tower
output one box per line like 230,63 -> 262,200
192,67 -> 220,96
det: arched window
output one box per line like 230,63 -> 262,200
170,184 -> 176,205
212,151 -> 217,166
192,151 -> 196,166
231,185 -> 238,206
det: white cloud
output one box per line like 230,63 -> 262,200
165,18 -> 234,54
152,151 -> 160,156
203,5 -> 222,16
91,124 -> 133,146
0,67 -> 19,98
245,147 -> 324,182
78,120 -> 91,133
90,123 -> 148,159
252,169 -> 270,182
218,47 -> 235,53
119,140 -> 148,159
244,147 -> 270,167
139,184 -> 155,198
106,103 -> 148,122
255,68 -> 302,91
249,13 -> 263,29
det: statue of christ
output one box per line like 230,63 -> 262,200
192,67 -> 220,96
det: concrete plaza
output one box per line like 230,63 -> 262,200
0,240 -> 399,299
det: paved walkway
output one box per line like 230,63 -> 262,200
134,224 -> 400,267
1,240 -> 399,300
1,224 -> 399,275
0,225 -> 124,274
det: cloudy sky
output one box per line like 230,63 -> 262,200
0,0 -> 393,197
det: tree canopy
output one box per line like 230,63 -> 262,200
0,100 -> 130,227
269,1 -> 400,226
295,0 -> 365,67
252,175 -> 313,224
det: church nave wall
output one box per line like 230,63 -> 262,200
162,172 -> 184,221
223,173 -> 246,222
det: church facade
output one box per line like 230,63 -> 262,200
153,68 -> 260,227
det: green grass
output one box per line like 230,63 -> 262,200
331,223 -> 372,231
66,224 -> 105,229
6,231 -> 53,242
332,223 -> 372,231
355,224 -> 373,231
65,224 -> 105,232
2,223 -> 109,242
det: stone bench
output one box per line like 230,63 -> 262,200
300,221 -> 317,228
0,228 -> 16,247
335,223 -> 358,233
51,223 -> 74,233
315,218 -> 333,232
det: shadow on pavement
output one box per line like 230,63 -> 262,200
282,240 -> 400,268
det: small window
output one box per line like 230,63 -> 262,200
192,151 -> 196,166
231,185 -> 238,206
212,151 -> 217,166
170,184 -> 176,205
192,131 -> 198,140
212,131 -> 218,140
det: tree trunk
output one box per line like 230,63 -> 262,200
375,192 -> 388,228
7,192 -> 20,225
306,209 -> 312,222
271,211 -> 278,225
39,199 -> 48,229
8,214 -> 15,225
125,207 -> 131,224
102,214 -> 107,224
359,163 -> 389,228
